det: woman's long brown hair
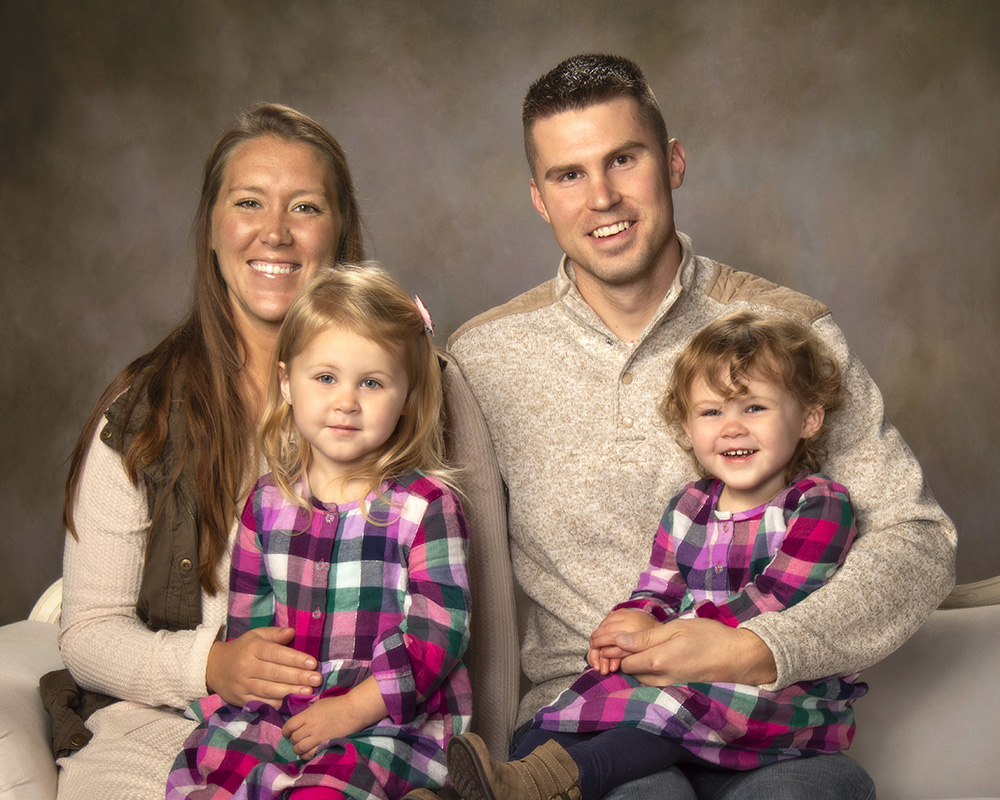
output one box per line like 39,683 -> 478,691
62,104 -> 367,595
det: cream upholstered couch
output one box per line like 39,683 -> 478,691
3,575 -> 999,800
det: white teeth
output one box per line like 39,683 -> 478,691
250,261 -> 298,275
591,221 -> 631,238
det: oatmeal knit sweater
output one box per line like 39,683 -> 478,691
449,232 -> 956,727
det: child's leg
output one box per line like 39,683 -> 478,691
514,727 -> 686,800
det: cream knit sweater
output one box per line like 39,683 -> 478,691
449,233 -> 956,727
57,425 -> 231,798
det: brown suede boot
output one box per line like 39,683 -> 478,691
399,788 -> 463,800
447,732 -> 581,800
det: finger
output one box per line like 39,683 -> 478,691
257,638 -> 319,672
589,630 -> 623,649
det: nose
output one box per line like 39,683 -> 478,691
587,173 -> 622,212
720,411 -> 747,437
333,384 -> 360,413
261,208 -> 292,247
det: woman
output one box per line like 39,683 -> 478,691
55,103 -> 366,799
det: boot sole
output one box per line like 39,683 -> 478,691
446,736 -> 498,800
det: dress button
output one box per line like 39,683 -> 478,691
621,373 -> 633,385
311,607 -> 322,619
325,512 -> 336,523
621,417 -> 634,428
315,560 -> 328,572
179,558 -> 193,572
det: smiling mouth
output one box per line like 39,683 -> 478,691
722,449 -> 757,458
590,221 -> 633,239
249,260 -> 300,276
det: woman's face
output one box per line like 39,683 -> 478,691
210,135 -> 342,338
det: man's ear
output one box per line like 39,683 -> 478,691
801,405 -> 825,440
667,139 -> 686,191
530,179 -> 552,224
278,362 -> 292,406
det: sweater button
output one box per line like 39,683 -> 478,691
621,417 -> 634,428
70,732 -> 90,748
179,558 -> 193,572
621,373 -> 633,385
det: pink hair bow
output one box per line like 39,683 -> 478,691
414,295 -> 435,335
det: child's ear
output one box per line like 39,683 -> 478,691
278,362 -> 292,406
801,405 -> 825,440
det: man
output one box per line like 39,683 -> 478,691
448,54 -> 954,798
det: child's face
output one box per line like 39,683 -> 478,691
280,325 -> 409,498
681,370 -> 824,512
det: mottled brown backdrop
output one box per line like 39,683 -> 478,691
2,0 -> 998,623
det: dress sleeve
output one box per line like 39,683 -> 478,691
742,316 -> 957,688
59,425 -> 221,709
226,490 -> 275,640
369,484 -> 471,725
693,479 -> 857,627
614,491 -> 690,622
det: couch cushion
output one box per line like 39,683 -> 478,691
850,603 -> 1000,800
0,620 -> 63,800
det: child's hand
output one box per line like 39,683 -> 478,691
586,609 -> 660,675
282,697 -> 347,759
281,676 -> 388,759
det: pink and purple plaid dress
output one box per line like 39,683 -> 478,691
531,472 -> 866,770
166,471 -> 472,800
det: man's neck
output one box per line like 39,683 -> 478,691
575,278 -> 667,342
571,246 -> 682,342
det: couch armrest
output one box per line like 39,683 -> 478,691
0,620 -> 63,799
850,578 -> 1000,800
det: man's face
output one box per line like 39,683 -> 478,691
528,97 -> 686,295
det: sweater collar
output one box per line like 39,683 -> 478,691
554,231 -> 697,346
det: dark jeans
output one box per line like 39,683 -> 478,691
604,755 -> 876,800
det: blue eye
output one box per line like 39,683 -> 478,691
361,378 -> 381,390
317,374 -> 335,385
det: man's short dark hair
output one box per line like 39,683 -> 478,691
522,54 -> 670,178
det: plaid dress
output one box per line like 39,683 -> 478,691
531,473 -> 865,770
166,471 -> 472,800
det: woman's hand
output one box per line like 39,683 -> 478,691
613,617 -> 778,687
586,609 -> 660,675
282,676 -> 388,758
206,627 -> 322,707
